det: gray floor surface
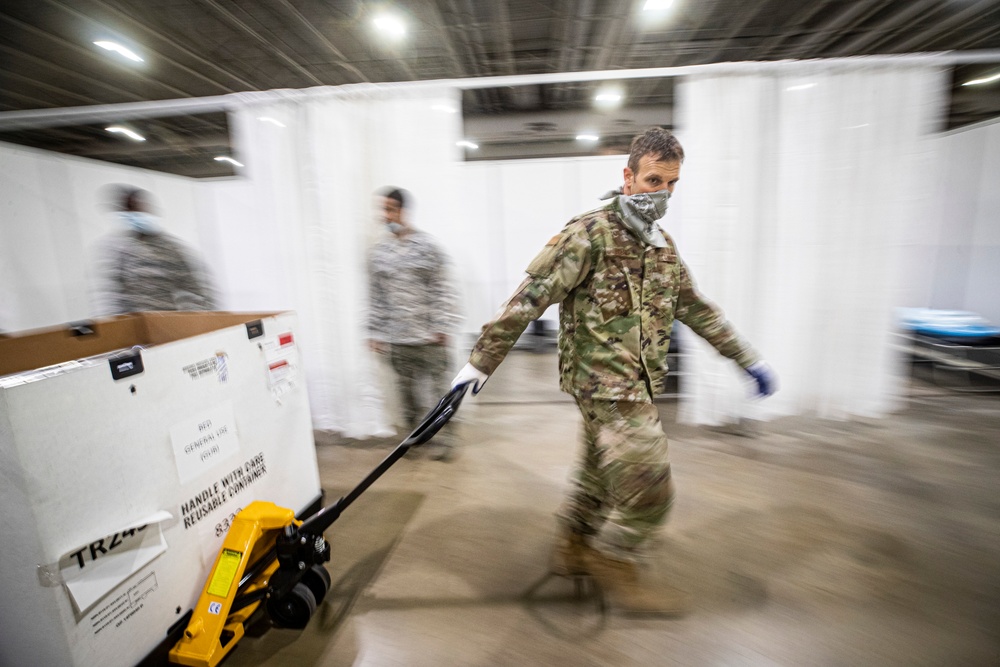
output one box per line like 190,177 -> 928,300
221,350 -> 1000,667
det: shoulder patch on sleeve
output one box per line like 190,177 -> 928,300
546,234 -> 561,246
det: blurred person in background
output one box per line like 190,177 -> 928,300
367,187 -> 461,461
92,185 -> 217,316
452,127 -> 777,615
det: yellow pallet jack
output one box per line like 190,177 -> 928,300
168,384 -> 470,667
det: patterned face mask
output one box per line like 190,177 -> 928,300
605,189 -> 670,248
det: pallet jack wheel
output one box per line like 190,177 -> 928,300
266,582 -> 317,629
301,564 -> 332,605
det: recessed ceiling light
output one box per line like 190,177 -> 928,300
594,88 -> 624,109
576,133 -> 600,142
643,0 -> 673,10
373,14 -> 406,39
214,156 -> 244,167
786,83 -> 817,91
257,116 -> 286,127
93,41 -> 143,63
105,126 -> 145,141
457,140 -> 479,150
432,104 -> 458,113
962,72 -> 1000,86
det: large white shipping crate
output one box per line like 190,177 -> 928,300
0,311 -> 322,667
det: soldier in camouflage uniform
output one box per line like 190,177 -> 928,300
368,187 -> 461,461
452,128 -> 776,614
93,187 -> 217,316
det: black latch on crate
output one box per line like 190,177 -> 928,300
246,320 -> 264,339
109,350 -> 144,380
68,320 -> 96,336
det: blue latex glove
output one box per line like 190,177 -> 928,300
745,361 -> 777,397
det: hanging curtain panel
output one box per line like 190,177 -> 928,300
674,62 -> 948,423
227,85 -> 463,437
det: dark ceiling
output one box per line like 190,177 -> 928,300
1,0 -> 999,177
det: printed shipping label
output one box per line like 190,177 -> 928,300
57,511 -> 171,613
170,401 -> 241,484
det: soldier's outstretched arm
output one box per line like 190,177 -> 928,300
466,223 -> 593,379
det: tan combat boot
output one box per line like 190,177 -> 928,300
550,529 -> 590,576
583,548 -> 690,616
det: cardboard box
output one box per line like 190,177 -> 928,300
0,311 -> 321,667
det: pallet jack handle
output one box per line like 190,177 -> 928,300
228,382 -> 472,607
296,381 -> 471,537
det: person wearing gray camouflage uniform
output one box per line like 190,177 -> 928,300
452,128 -> 776,614
368,187 -> 461,461
93,186 -> 217,316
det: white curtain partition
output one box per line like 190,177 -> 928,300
227,85 -> 463,437
674,62 -> 948,424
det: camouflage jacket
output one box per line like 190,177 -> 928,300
367,230 -> 461,345
469,200 -> 758,402
93,231 -> 217,316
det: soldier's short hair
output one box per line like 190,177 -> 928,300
116,186 -> 150,212
627,128 -> 685,174
380,187 -> 410,210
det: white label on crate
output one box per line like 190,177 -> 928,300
58,511 -> 171,614
89,571 -> 158,636
182,352 -> 230,383
263,335 -> 298,399
169,401 -> 241,485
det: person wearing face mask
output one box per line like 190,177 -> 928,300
91,186 -> 217,316
367,187 -> 461,461
450,128 -> 776,615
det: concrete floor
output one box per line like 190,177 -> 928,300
223,351 -> 1000,667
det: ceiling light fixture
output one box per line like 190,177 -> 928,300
786,83 -> 817,91
594,88 -> 624,109
93,41 -> 143,62
105,126 -> 145,141
373,14 -> 406,39
214,156 -> 244,167
457,140 -> 479,150
576,133 -> 600,142
432,104 -> 458,113
258,116 -> 286,127
962,72 -> 1000,86
643,0 -> 673,10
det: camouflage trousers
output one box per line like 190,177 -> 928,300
389,343 -> 453,443
559,397 -> 675,560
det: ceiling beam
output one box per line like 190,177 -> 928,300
38,0 -> 251,93
828,0 -> 944,56
890,0 -> 1000,53
198,0 -> 325,86
0,43 -> 152,104
767,0 -> 896,59
586,3 -> 633,71
442,0 -> 492,110
273,0 -> 370,83
491,0 -> 517,76
420,0 -> 468,79
1,70 -> 103,107
697,0 -> 783,63
0,10 -> 200,100
951,22 -> 1000,51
